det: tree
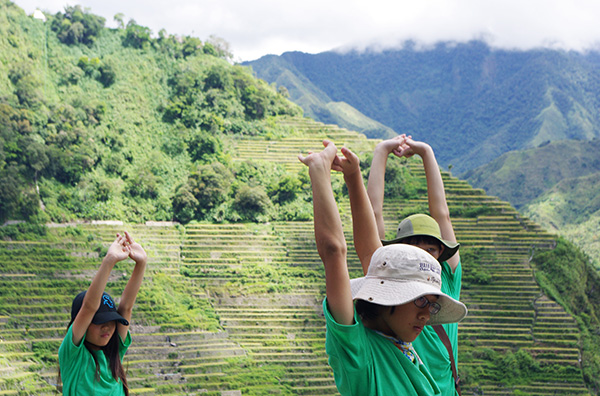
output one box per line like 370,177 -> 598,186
187,162 -> 233,215
182,37 -> 203,58
172,184 -> 198,223
186,129 -> 223,163
98,62 -> 116,87
122,20 -> 151,49
114,13 -> 125,29
51,6 -> 105,46
268,175 -> 301,204
204,65 -> 233,91
205,35 -> 233,62
233,184 -> 271,221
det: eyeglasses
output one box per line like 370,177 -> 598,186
413,296 -> 441,314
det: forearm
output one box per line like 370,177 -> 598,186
366,144 -> 389,239
82,255 -> 118,312
311,165 -> 346,260
345,170 -> 382,275
118,259 -> 147,317
71,255 -> 118,344
420,145 -> 459,268
421,145 -> 450,222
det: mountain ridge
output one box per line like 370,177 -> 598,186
245,41 -> 600,174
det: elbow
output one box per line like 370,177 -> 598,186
317,237 -> 347,261
80,298 -> 100,315
118,306 -> 133,318
372,207 -> 383,220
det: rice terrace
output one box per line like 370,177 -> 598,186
1,118 -> 595,395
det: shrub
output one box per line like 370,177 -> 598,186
233,184 -> 271,222
188,162 -> 233,213
172,184 -> 198,224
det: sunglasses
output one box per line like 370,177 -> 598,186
413,296 -> 441,314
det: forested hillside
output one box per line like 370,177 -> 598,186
245,42 -> 600,175
0,0 -> 304,225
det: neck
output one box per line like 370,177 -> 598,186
85,340 -> 102,351
363,317 -> 398,340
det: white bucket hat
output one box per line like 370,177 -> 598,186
350,244 -> 467,325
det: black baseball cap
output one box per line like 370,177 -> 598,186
71,291 -> 129,326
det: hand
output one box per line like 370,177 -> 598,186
105,233 -> 131,263
376,134 -> 410,158
396,137 -> 431,158
298,140 -> 339,170
124,231 -> 147,264
333,147 -> 360,177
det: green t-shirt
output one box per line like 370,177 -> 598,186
324,298 -> 441,396
59,324 -> 131,396
412,260 -> 462,396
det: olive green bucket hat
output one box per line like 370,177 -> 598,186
382,213 -> 459,263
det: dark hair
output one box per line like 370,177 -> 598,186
402,235 -> 442,250
57,320 -> 129,395
355,300 -> 395,321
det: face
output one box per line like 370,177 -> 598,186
379,295 -> 438,342
410,240 -> 444,260
86,321 -> 116,349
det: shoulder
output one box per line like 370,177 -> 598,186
440,259 -> 462,298
59,325 -> 85,362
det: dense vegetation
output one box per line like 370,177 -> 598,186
0,0 -> 304,225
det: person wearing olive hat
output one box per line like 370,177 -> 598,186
361,135 -> 464,396
299,141 -> 467,395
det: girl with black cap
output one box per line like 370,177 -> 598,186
58,231 -> 147,396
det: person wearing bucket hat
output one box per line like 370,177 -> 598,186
299,140 -> 467,396
362,135 -> 464,395
58,231 -> 147,396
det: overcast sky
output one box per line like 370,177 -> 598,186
12,0 -> 600,62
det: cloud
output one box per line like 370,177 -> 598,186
12,0 -> 600,61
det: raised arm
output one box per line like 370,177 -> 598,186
403,138 -> 460,270
299,140 -> 354,325
336,147 -> 382,275
117,231 -> 147,340
367,135 -> 409,239
71,234 -> 130,346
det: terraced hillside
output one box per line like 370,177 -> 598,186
0,117 -> 592,395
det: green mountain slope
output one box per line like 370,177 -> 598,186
246,54 -> 396,139
245,43 -> 600,175
463,138 -> 600,268
523,172 -> 600,268
463,139 -> 600,209
0,1 -> 302,224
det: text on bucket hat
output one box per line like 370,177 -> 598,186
71,291 -> 129,326
382,213 -> 459,263
350,244 -> 467,326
